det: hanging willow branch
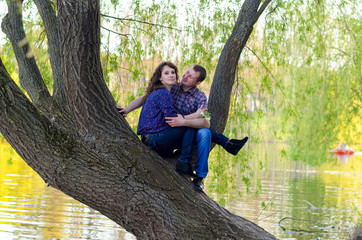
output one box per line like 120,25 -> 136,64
244,45 -> 296,113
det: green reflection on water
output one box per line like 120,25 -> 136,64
1,139 -> 361,239
206,142 -> 362,240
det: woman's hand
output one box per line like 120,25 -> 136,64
116,104 -> 128,117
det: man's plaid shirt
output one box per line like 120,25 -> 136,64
171,84 -> 207,116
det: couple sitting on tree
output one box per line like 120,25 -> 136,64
117,62 -> 248,191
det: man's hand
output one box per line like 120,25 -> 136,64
197,106 -> 208,118
116,104 -> 128,117
185,106 -> 208,119
165,114 -> 185,127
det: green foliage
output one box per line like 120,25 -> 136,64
260,0 -> 362,165
208,144 -> 254,204
1,0 -> 361,208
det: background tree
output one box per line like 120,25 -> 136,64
0,0 -> 276,239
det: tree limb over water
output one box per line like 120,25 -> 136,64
0,0 -> 276,239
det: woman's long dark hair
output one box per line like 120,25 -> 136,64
142,61 -> 179,103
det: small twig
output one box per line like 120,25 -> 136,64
352,88 -> 362,104
118,66 -> 138,74
303,200 -> 322,210
278,217 -> 326,233
101,14 -> 185,32
328,47 -> 350,57
245,45 -> 276,81
255,212 -> 277,222
101,26 -> 130,37
266,4 -> 279,18
254,196 -> 276,222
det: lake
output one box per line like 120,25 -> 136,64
1,141 -> 361,239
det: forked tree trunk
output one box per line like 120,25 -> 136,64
209,0 -> 271,132
0,0 -> 275,239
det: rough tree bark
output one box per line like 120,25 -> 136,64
209,0 -> 271,133
0,0 -> 276,239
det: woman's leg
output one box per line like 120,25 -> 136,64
178,128 -> 196,163
175,128 -> 197,177
143,127 -> 187,157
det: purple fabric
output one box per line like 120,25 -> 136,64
171,84 -> 207,116
137,89 -> 177,136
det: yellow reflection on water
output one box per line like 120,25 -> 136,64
0,141 -> 134,240
0,141 -> 65,239
320,154 -> 362,212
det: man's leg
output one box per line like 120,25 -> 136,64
193,128 -> 211,191
209,128 -> 228,148
194,128 -> 211,178
209,128 -> 248,156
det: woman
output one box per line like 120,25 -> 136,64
137,62 -> 195,165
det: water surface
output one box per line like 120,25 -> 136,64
1,142 -> 361,239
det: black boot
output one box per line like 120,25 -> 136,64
193,176 -> 204,192
176,162 -> 196,177
224,136 -> 248,155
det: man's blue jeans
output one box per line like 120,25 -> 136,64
209,128 -> 229,148
194,128 -> 211,178
143,127 -> 229,179
187,128 -> 229,178
142,127 -> 194,162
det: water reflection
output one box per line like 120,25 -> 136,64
207,143 -> 362,240
0,143 -> 135,240
1,142 -> 361,239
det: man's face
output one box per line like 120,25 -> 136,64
181,66 -> 201,90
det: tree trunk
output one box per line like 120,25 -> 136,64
209,0 -> 271,132
0,0 -> 276,239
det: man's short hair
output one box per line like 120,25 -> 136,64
193,65 -> 207,82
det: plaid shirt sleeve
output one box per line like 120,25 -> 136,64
194,90 -> 207,109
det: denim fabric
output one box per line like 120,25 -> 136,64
143,127 -> 194,161
209,128 -> 229,148
194,128 -> 211,178
176,128 -> 228,178
178,128 -> 196,162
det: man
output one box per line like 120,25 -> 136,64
118,65 -> 248,191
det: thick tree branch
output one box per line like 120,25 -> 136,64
252,0 -> 272,26
0,57 -> 65,187
33,0 -> 65,101
209,0 -> 263,133
1,0 -> 52,109
57,0 -> 131,138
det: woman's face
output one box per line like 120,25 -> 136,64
159,65 -> 176,88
